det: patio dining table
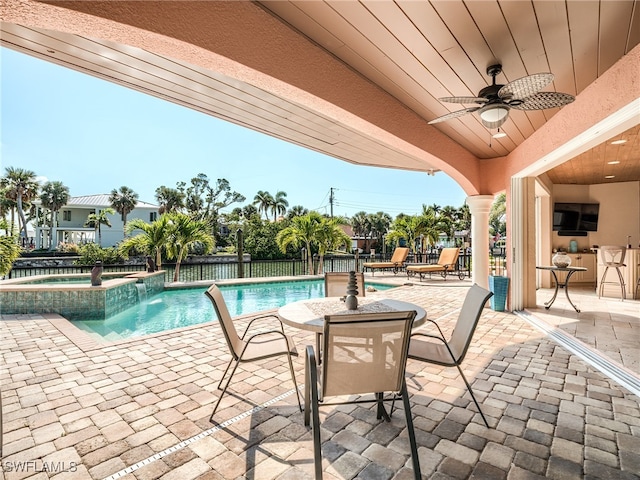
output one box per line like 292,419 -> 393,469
277,296 -> 427,333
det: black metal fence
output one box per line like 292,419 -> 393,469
7,250 -> 506,282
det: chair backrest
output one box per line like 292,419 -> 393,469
321,310 -> 416,397
600,245 -> 626,267
447,284 -> 493,363
324,272 -> 366,298
205,285 -> 244,359
437,247 -> 460,267
390,247 -> 410,264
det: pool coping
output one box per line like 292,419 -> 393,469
5,276 -> 403,351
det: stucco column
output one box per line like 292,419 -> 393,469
466,195 -> 495,289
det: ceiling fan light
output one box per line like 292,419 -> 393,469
479,104 -> 510,123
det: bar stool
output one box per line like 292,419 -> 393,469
598,246 -> 626,300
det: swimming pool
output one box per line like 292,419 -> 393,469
72,279 -> 394,342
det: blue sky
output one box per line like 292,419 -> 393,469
1,47 -> 467,218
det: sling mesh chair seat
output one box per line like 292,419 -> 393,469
408,284 -> 493,428
304,310 -> 421,479
205,285 -> 302,421
324,271 -> 366,298
406,247 -> 464,281
362,247 -> 410,275
319,272 -> 367,363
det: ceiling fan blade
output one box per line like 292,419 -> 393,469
499,73 -> 554,100
428,107 -> 481,124
510,92 -> 575,110
438,96 -> 488,104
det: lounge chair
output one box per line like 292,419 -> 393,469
362,247 -> 409,275
406,247 -> 465,281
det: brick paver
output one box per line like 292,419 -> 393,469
1,281 -> 639,479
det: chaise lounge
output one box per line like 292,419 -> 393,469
362,247 -> 409,276
406,247 -> 465,281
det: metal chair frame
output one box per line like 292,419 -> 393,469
205,285 -> 302,422
304,311 -> 421,480
408,284 -> 493,428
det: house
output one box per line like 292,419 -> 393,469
34,194 -> 159,249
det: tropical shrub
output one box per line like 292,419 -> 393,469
0,227 -> 22,277
75,243 -> 123,265
56,242 -> 80,254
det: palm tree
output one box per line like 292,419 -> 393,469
315,217 -> 351,274
287,205 -> 308,219
489,193 -> 507,237
84,208 -> 115,245
271,191 -> 289,221
109,186 -> 139,235
386,215 -> 428,254
0,186 -> 17,235
165,213 -> 215,282
368,211 -> 391,251
39,181 -> 70,249
155,186 -> 185,214
253,190 -> 274,220
276,212 -> 322,275
120,215 -> 172,268
0,167 -> 39,240
350,211 -> 371,251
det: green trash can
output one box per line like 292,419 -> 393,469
488,275 -> 509,311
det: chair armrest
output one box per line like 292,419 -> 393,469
410,332 -> 447,344
243,328 -> 289,345
241,313 -> 285,338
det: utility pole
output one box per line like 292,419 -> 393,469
329,187 -> 334,218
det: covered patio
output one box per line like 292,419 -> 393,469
2,277 -> 638,479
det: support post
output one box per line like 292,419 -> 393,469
236,228 -> 244,278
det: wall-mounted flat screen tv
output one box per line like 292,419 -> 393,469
553,203 -> 599,232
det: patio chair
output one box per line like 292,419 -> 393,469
318,272 -> 367,362
324,271 -> 366,298
205,285 -> 302,421
304,310 -> 421,480
408,284 -> 493,427
362,247 -> 409,275
406,247 -> 464,281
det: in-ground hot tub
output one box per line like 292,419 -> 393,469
0,271 -> 165,320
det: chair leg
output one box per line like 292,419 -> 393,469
615,267 -> 626,300
455,364 -> 490,428
285,349 -> 302,412
598,267 -> 609,298
306,354 -> 323,480
210,358 -> 242,422
401,382 -> 421,480
217,357 -> 235,390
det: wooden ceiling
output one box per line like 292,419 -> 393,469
546,124 -> 640,185
1,1 -> 639,185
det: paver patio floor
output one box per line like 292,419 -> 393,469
1,281 -> 639,479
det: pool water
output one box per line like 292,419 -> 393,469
73,279 -> 393,342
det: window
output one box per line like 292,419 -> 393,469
149,212 -> 157,222
63,210 -> 71,221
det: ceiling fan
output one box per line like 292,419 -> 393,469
428,64 -> 575,129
